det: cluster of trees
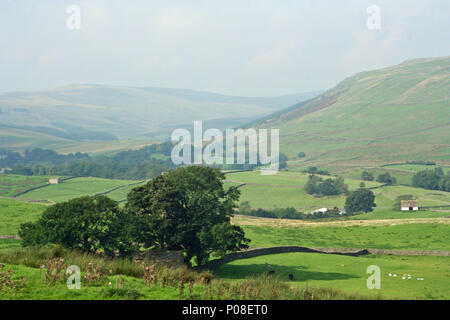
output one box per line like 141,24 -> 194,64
361,171 -> 374,181
239,202 -> 304,219
239,202 -> 351,220
302,166 -> 330,176
6,142 -> 176,180
0,148 -> 89,167
412,167 -> 450,192
19,195 -> 136,257
344,189 -> 376,213
305,175 -> 348,196
19,166 -> 250,266
361,171 -> 397,185
376,173 -> 397,185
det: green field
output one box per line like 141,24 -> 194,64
240,223 -> 450,251
0,200 -> 45,236
17,177 -> 145,203
214,253 -> 450,300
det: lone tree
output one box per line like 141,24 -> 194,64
126,166 -> 250,265
344,189 -> 376,213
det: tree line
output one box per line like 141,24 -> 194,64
2,143 -> 288,180
3,142 -> 176,180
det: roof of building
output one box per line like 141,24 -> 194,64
401,200 -> 418,207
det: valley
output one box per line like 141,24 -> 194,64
0,57 -> 449,301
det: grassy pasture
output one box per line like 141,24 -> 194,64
17,177 -> 144,203
0,200 -> 45,236
238,223 -> 450,251
339,167 -> 416,185
214,252 -> 450,300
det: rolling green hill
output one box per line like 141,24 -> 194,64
258,57 -> 450,169
0,84 -> 319,150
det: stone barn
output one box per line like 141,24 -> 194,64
401,200 -> 419,211
49,177 -> 60,184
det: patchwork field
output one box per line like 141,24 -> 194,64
225,170 -> 450,213
0,175 -> 50,197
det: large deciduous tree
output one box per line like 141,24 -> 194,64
125,166 -> 250,265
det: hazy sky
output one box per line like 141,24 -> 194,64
1,0 -> 449,96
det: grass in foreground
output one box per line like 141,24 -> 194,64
0,247 -> 374,300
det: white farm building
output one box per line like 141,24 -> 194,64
401,200 -> 419,211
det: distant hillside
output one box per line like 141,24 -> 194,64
258,56 -> 450,168
0,85 -> 319,150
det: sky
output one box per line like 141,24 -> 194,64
0,0 -> 449,96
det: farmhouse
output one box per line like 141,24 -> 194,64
49,177 -> 60,184
401,200 -> 419,211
